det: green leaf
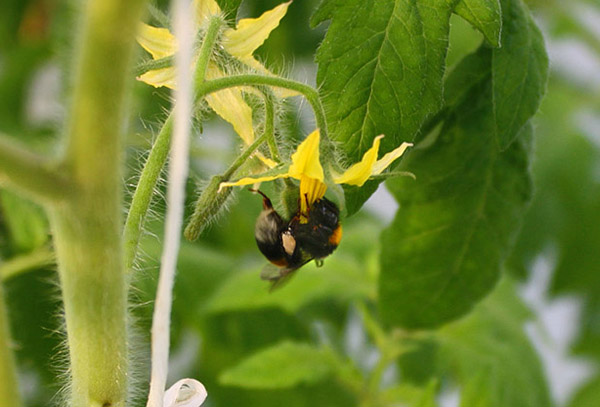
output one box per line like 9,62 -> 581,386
216,0 -> 242,18
315,0 -> 457,212
569,376 -> 600,407
454,0 -> 502,47
0,190 -> 48,254
219,341 -> 340,389
380,380 -> 438,407
492,0 -> 548,149
437,278 -> 552,407
444,46 -> 492,108
379,77 -> 532,328
204,255 -> 374,314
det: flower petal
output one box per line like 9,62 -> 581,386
254,152 -> 278,168
299,175 -> 327,216
333,135 -> 384,186
205,64 -> 255,144
371,142 -> 413,175
223,1 -> 291,60
137,23 -> 177,59
219,174 -> 289,191
137,67 -> 177,89
193,0 -> 221,25
163,378 -> 207,407
288,129 -> 324,181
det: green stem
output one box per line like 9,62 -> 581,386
124,114 -> 173,270
260,88 -> 280,162
0,246 -> 55,281
0,134 -> 72,203
184,131 -> 270,241
0,282 -> 22,407
123,16 -> 222,270
135,55 -> 174,77
197,75 -> 329,143
51,0 -> 147,406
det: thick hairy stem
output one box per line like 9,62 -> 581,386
0,134 -> 72,203
51,0 -> 147,406
0,282 -> 22,407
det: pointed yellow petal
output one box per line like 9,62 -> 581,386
288,129 -> 324,181
299,175 -> 327,217
255,152 -> 278,168
137,23 -> 177,59
205,64 -> 255,144
219,174 -> 289,191
333,135 -> 384,186
371,142 -> 413,175
223,1 -> 291,59
193,0 -> 222,25
137,67 -> 177,89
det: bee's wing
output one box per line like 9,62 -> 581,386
260,259 -> 312,291
260,263 -> 287,281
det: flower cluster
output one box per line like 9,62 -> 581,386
136,0 -> 413,217
220,129 -> 412,216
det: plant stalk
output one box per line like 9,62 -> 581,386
50,0 -> 147,406
0,134 -> 72,203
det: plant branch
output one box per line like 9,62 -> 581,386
197,75 -> 329,143
0,246 -> 55,281
123,16 -> 222,271
184,130 -> 270,241
0,134 -> 72,203
0,282 -> 22,407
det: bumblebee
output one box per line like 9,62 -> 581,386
251,189 -> 342,287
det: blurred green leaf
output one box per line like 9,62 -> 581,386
568,375 -> 600,407
314,0 -> 456,213
204,255 -> 373,315
492,0 -> 548,149
0,190 -> 48,255
216,0 -> 242,18
219,341 -> 340,389
380,380 -> 438,407
437,278 -> 551,407
508,77 -> 600,360
379,70 -> 532,328
455,0 -> 502,47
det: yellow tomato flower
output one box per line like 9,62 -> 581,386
136,0 -> 292,149
219,130 -> 413,215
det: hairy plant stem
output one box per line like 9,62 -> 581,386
184,130 -> 271,241
123,16 -> 222,270
0,134 -> 72,203
49,0 -> 147,406
197,74 -> 330,144
260,88 -> 280,162
0,282 -> 22,407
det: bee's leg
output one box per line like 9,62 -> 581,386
249,188 -> 273,210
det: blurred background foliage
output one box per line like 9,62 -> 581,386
0,0 -> 599,406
